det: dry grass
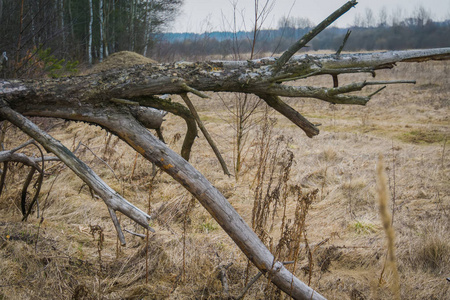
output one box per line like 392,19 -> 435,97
0,57 -> 449,299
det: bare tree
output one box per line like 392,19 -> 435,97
365,7 -> 374,27
88,0 -> 93,65
1,1 -> 450,299
378,6 -> 388,27
99,0 -> 104,62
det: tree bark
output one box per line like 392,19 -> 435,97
0,102 -> 154,238
88,0 -> 93,65
1,47 -> 450,300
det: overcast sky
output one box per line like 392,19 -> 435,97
171,0 -> 450,33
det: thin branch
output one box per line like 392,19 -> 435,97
180,93 -> 230,175
237,261 -> 295,300
110,98 -> 140,106
0,100 -> 154,242
0,162 -> 7,196
336,29 -> 352,56
21,167 -> 37,218
272,0 -> 357,74
267,80 -> 415,105
180,83 -> 209,99
368,86 -> 387,98
124,228 -> 146,238
108,207 -> 127,246
76,141 -> 120,182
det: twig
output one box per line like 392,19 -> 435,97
180,83 -> 209,99
217,262 -> 233,297
368,86 -> 387,98
108,208 -> 126,246
336,29 -> 352,57
124,228 -> 146,238
22,141 -> 45,221
236,261 -> 294,300
35,171 -> 61,253
76,141 -> 120,182
0,162 -> 7,196
110,98 -> 140,106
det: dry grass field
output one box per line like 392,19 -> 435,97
0,54 -> 449,299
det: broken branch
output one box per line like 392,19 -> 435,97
257,94 -> 319,137
272,0 -> 357,73
0,100 -> 155,242
180,93 -> 230,175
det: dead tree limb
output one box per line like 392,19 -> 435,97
1,46 -> 450,300
0,101 -> 155,238
273,0 -> 357,73
180,93 -> 231,175
134,95 -> 197,160
0,139 -> 59,220
1,1 -> 450,297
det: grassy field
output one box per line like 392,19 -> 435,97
0,55 -> 449,299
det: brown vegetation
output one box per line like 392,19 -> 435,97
0,55 -> 448,299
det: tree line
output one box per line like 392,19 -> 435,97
1,1 -> 449,76
0,0 -> 182,77
158,19 -> 450,62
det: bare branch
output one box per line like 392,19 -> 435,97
336,29 -> 352,56
257,94 -> 319,138
267,80 -> 416,105
180,83 -> 209,99
108,207 -> 126,246
0,100 -> 155,241
272,0 -> 357,73
180,93 -> 231,175
124,228 -> 146,238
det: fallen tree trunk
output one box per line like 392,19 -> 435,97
2,47 -> 449,137
1,0 -> 450,297
1,46 -> 449,299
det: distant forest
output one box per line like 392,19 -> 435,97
0,0 -> 182,78
158,19 -> 450,61
0,0 -> 449,78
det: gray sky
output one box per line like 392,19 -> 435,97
171,0 -> 450,33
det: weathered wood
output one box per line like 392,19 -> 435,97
2,48 -> 449,139
0,96 -> 326,299
0,101 -> 155,238
85,108 -> 327,300
257,93 -> 319,137
1,47 -> 450,299
2,0 -> 450,296
180,93 -> 231,175
273,0 -> 357,73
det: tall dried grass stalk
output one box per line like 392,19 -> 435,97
377,155 -> 400,300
